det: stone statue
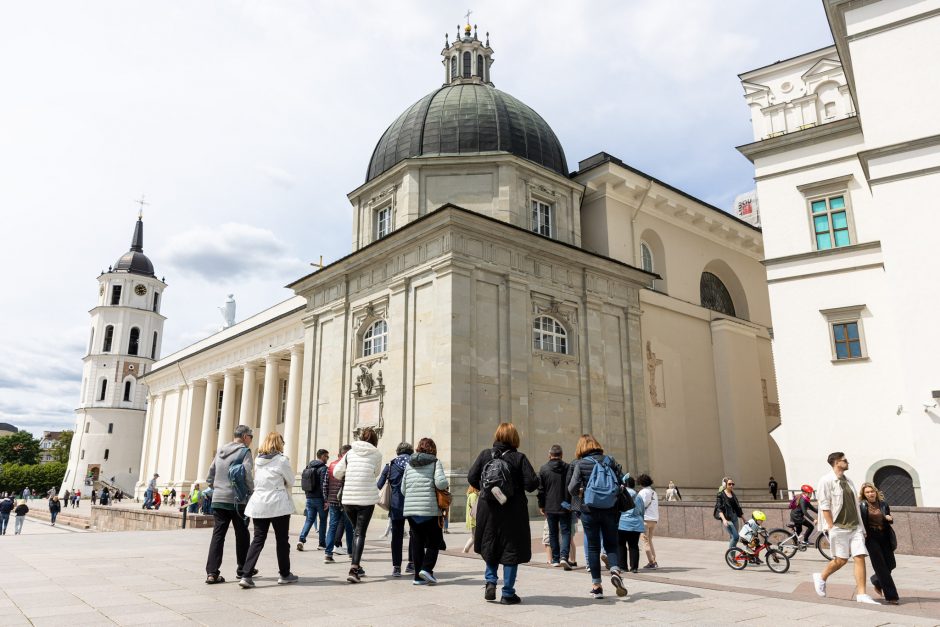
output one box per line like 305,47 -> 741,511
357,365 -> 374,395
218,294 -> 236,330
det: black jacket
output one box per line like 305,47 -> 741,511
467,442 -> 539,565
0,498 -> 12,514
537,458 -> 570,514
566,450 -> 624,513
860,500 -> 893,536
302,459 -> 328,499
14,504 -> 29,516
716,490 -> 743,520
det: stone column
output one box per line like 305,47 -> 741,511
239,363 -> 259,429
258,354 -> 281,439
148,391 -> 167,477
181,380 -> 208,483
217,370 -> 238,449
284,345 -> 303,468
196,376 -> 219,482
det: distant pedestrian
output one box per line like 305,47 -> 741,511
401,437 -> 449,586
298,449 -> 330,552
467,422 -> 539,605
333,428 -> 383,584
789,484 -> 817,544
190,484 -> 201,514
617,475 -> 645,573
100,487 -> 110,506
665,481 -> 682,501
860,482 -> 899,605
0,494 -> 13,534
202,487 -> 213,514
170,488 -> 177,506
769,476 -> 779,500
22,487 -> 30,501
91,489 -> 97,505
715,476 -> 744,548
463,486 -> 479,553
537,444 -> 573,570
204,424 -> 255,585
638,475 -> 659,569
238,432 -> 297,588
376,442 -> 413,576
49,496 -> 61,526
143,474 -> 158,509
323,445 -> 354,564
14,500 -> 29,534
63,490 -> 70,506
153,490 -> 162,510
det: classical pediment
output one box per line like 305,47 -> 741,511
802,58 -> 843,80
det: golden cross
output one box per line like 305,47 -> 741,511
464,9 -> 472,24
135,194 -> 149,219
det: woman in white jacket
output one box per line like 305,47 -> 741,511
334,427 -> 383,584
239,432 -> 297,589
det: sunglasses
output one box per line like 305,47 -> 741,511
727,482 -> 735,486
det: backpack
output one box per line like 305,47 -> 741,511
301,464 -> 320,494
788,494 -> 800,509
583,456 -> 620,509
480,449 -> 514,503
228,447 -> 251,503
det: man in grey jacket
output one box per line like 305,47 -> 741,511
204,424 -> 255,584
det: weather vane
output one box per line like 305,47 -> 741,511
135,194 -> 149,219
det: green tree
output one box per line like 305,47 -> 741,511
52,430 -> 73,463
0,431 -> 41,465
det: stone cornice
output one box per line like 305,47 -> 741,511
762,240 -> 881,266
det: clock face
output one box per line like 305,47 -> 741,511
135,284 -> 148,296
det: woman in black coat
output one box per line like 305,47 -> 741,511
859,483 -> 900,604
467,422 -> 538,605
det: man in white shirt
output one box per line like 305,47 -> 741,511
812,452 -> 878,604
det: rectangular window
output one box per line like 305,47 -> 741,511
85,422 -> 90,433
832,322 -> 862,359
278,379 -> 288,424
821,304 -> 868,362
531,200 -> 553,237
375,205 -> 392,240
81,449 -> 85,460
216,390 -> 224,430
103,326 -> 114,352
110,284 -> 122,305
104,449 -> 109,461
810,194 -> 851,250
153,292 -> 160,313
108,423 -> 113,434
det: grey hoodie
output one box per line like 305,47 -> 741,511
206,441 -> 255,504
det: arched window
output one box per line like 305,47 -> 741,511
152,291 -> 160,313
533,316 -> 568,354
874,465 -> 916,506
640,242 -> 654,273
362,320 -> 388,357
450,56 -> 457,80
98,379 -> 108,401
103,325 -> 114,352
128,327 -> 140,356
123,379 -> 132,402
151,331 -> 158,359
463,51 -> 471,78
477,54 -> 484,78
700,272 -> 736,317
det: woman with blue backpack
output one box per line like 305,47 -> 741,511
567,434 -> 629,599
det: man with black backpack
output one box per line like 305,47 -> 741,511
204,424 -> 255,585
297,449 -> 330,552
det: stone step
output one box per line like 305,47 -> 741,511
26,509 -> 90,529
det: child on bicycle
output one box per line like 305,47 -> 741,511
738,510 -> 768,557
789,484 -> 817,545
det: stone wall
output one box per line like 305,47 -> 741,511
657,501 -> 940,557
89,506 -> 214,532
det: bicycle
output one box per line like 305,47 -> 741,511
767,522 -> 831,560
724,535 -> 791,573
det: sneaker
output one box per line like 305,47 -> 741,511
550,562 -> 561,568
412,579 -> 428,585
316,545 -> 326,551
296,542 -> 304,552
484,582 -> 497,601
642,562 -> 656,569
610,572 -> 628,597
357,567 -> 365,577
600,553 -> 610,570
856,594 -> 879,605
392,566 -> 402,578
812,573 -> 827,597
559,559 -> 572,571
405,563 -> 415,574
499,594 -> 521,605
278,573 -> 298,585
568,561 -> 579,569
631,568 -> 638,574
334,546 -> 348,556
346,568 -> 361,584
324,555 -> 335,564
590,586 -> 604,599
419,570 -> 438,585
238,577 -> 255,589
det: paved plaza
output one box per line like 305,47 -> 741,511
2,513 -> 939,626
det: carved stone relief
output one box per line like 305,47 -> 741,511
646,341 -> 666,408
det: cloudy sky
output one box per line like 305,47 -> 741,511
0,1 -> 833,436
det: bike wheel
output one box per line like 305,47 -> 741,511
765,549 -> 791,574
725,547 -> 748,570
816,532 -> 832,561
767,528 -> 799,558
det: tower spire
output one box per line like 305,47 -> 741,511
130,216 -> 144,252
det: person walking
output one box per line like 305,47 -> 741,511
376,442 -> 414,576
665,481 -> 682,501
190,484 -> 201,514
467,422 -> 539,605
238,432 -> 298,588
812,452 -> 878,604
538,444 -> 573,570
860,482 -> 899,605
22,487 -> 30,501
14,500 -> 29,534
91,489 -> 98,505
715,477 -> 744,549
201,487 -> 213,514
568,434 -> 629,599
463,486 -> 479,553
143,474 -> 158,509
298,449 -> 330,552
204,424 -> 255,585
638,474 -> 659,569
323,445 -> 354,564
100,487 -> 110,506
170,488 -> 177,506
0,494 -> 13,534
769,476 -> 779,501
400,437 -> 449,585
617,475 -> 646,573
49,495 -> 61,526
333,428 -> 383,584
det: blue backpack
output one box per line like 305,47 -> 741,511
228,447 -> 251,503
583,456 -> 620,509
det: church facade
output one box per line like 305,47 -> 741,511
136,25 -> 783,510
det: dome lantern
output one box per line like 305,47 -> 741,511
441,19 -> 493,86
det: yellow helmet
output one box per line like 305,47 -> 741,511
752,510 -> 766,522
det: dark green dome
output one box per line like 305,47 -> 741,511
366,83 -> 568,182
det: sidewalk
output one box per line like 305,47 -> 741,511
0,515 -> 937,626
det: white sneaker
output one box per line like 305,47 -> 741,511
812,573 -> 827,597
856,594 -> 879,604
334,547 -> 348,555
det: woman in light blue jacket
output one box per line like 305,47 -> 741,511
617,475 -> 646,573
401,437 -> 449,585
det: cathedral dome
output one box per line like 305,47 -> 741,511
365,83 -> 567,183
113,216 -> 155,277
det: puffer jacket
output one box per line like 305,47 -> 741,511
566,450 -> 624,513
244,453 -> 296,519
377,454 -> 410,520
401,453 -> 448,518
334,440 -> 383,506
206,441 -> 254,504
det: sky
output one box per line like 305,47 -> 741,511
0,1 -> 834,436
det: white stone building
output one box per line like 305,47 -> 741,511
138,24 -> 783,509
62,217 -> 166,495
737,0 -> 940,506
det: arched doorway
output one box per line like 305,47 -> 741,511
873,465 -> 916,506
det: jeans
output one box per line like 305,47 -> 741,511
408,517 -> 443,579
724,515 -> 740,548
581,508 -> 622,584
299,497 -> 327,546
242,514 -> 292,578
390,517 -> 408,567
205,505 -> 250,577
485,562 -> 518,598
343,504 -> 375,566
618,529 -> 642,571
143,489 -> 154,509
14,515 -> 25,535
545,512 -> 572,563
0,512 -> 8,534
202,497 -> 212,515
324,504 -> 353,557
189,502 -> 199,513
50,510 -> 59,524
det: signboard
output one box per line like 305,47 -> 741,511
733,190 -> 761,227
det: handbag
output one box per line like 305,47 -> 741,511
378,479 -> 391,511
436,488 -> 452,511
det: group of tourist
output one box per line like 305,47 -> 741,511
0,494 -> 29,535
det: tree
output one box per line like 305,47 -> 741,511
53,430 -> 73,463
0,431 -> 41,465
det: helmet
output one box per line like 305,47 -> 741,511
752,510 -> 767,522
801,484 -> 814,494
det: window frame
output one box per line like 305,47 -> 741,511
128,327 -> 140,356
102,325 -> 114,352
531,199 -> 553,238
820,304 -> 869,362
362,319 -> 388,357
98,379 -> 108,402
375,204 -> 392,240
532,315 -> 569,355
110,284 -> 122,305
640,241 -> 654,274
798,176 -> 857,252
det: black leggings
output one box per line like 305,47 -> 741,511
343,504 -> 375,567
242,514 -> 291,577
793,521 -> 812,542
617,529 -> 642,572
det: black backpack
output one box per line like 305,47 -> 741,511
301,464 -> 320,493
480,449 -> 515,503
